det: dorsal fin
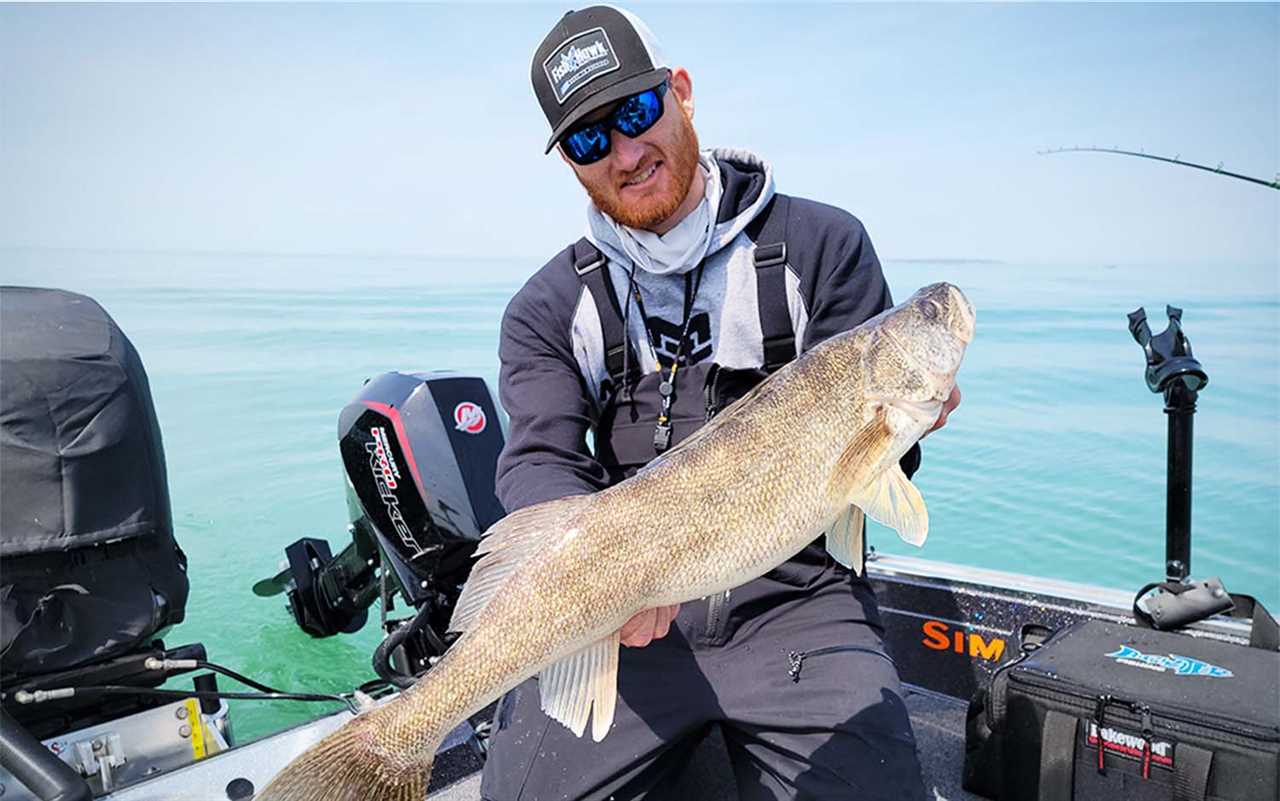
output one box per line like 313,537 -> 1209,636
448,494 -> 592,634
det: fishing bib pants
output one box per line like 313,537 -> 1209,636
479,565 -> 926,801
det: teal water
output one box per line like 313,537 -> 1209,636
3,249 -> 1278,742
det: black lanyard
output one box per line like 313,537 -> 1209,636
625,262 -> 706,452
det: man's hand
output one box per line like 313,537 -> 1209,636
619,604 -> 680,647
924,384 -> 961,437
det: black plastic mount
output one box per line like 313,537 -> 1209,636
283,535 -> 378,639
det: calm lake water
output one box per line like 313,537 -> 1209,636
3,248 -> 1277,741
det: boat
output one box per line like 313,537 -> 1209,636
0,287 -> 1266,801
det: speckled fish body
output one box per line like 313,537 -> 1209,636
255,282 -> 975,801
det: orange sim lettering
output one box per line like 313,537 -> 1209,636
920,620 -> 1005,662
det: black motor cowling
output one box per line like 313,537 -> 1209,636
338,371 -> 504,605
0,287 -> 190,680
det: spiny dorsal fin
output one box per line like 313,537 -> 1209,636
826,505 -> 866,574
447,495 -> 591,634
538,632 -> 621,741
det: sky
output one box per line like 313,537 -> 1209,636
1,2 -> 1276,266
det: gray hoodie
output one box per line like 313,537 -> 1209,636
496,149 -> 898,513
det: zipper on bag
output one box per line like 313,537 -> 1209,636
1092,694 -> 1157,778
1139,704 -> 1154,779
1094,694 -> 1110,773
1011,671 -> 1278,748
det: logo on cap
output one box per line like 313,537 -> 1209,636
543,27 -> 621,104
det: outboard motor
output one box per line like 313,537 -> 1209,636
0,287 -> 191,681
339,372 -> 504,600
1,286 -> 202,800
258,371 -> 505,686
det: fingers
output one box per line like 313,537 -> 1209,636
619,605 -> 681,647
924,384 -> 962,437
653,604 -> 679,640
620,607 -> 657,647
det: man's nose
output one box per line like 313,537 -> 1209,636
609,129 -> 645,172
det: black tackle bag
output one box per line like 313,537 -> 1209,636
963,616 -> 1280,801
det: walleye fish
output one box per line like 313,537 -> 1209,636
256,282 -> 975,801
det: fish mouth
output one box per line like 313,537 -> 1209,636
948,285 -> 976,344
890,397 -> 945,427
882,328 -> 961,401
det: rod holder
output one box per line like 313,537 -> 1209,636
1129,306 -> 1208,581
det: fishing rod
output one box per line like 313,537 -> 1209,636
1039,146 -> 1280,190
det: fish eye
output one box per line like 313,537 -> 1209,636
919,300 -> 939,321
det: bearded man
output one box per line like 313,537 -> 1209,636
481,7 -> 958,800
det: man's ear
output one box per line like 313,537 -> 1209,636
669,67 -> 694,120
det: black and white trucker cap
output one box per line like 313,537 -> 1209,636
532,6 -> 670,154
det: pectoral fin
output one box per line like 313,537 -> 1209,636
826,402 -> 931,548
851,464 -> 929,546
538,632 -> 621,741
825,408 -> 898,507
826,505 -> 866,574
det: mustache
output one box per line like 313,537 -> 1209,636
619,160 -> 660,187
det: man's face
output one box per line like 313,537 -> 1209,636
560,68 -> 700,231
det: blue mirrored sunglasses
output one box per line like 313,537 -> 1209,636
560,81 -> 669,166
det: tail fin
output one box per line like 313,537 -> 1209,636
255,719 -> 430,801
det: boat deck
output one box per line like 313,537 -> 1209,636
428,687 -> 983,801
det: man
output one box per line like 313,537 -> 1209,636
482,7 -> 959,800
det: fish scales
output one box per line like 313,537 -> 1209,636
255,282 -> 975,801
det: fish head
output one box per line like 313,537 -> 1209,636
820,283 -> 974,548
862,282 -> 974,419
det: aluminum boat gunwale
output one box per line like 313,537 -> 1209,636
13,552 -> 1259,801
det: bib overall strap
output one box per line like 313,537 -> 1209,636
746,194 -> 797,371
572,238 -> 637,388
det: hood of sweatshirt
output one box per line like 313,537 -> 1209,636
586,147 -> 776,276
